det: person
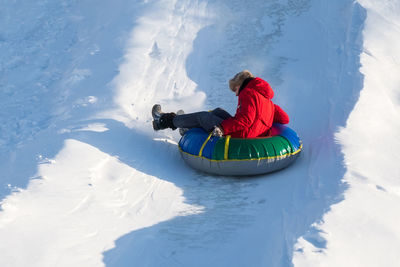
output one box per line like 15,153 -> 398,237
152,70 -> 289,138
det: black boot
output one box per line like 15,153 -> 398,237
152,104 -> 177,130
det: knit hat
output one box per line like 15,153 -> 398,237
229,70 -> 255,91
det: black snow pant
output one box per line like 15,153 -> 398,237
172,108 -> 232,132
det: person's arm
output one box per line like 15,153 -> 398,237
273,104 -> 289,124
220,91 -> 257,135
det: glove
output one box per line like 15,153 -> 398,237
212,125 -> 224,137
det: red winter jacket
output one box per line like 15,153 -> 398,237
220,77 -> 289,138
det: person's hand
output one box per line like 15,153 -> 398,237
212,126 -> 224,137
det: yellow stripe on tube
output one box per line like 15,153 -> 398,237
199,132 -> 213,157
224,135 -> 231,160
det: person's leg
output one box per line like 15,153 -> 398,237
173,111 -> 225,132
210,108 -> 232,120
152,104 -> 232,132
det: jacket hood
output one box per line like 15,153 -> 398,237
243,77 -> 274,99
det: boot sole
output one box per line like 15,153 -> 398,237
152,104 -> 162,119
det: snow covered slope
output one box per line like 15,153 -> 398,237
1,0 -> 399,266
294,1 -> 400,266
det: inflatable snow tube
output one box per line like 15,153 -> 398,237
178,124 -> 302,176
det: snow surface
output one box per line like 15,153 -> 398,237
1,0 -> 399,266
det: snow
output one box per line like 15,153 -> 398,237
1,0 -> 399,266
0,139 -> 201,266
293,0 -> 400,266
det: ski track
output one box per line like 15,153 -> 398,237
0,0 -> 399,266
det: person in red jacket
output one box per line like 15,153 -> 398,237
152,70 -> 289,138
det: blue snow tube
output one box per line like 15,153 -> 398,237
178,124 -> 302,176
